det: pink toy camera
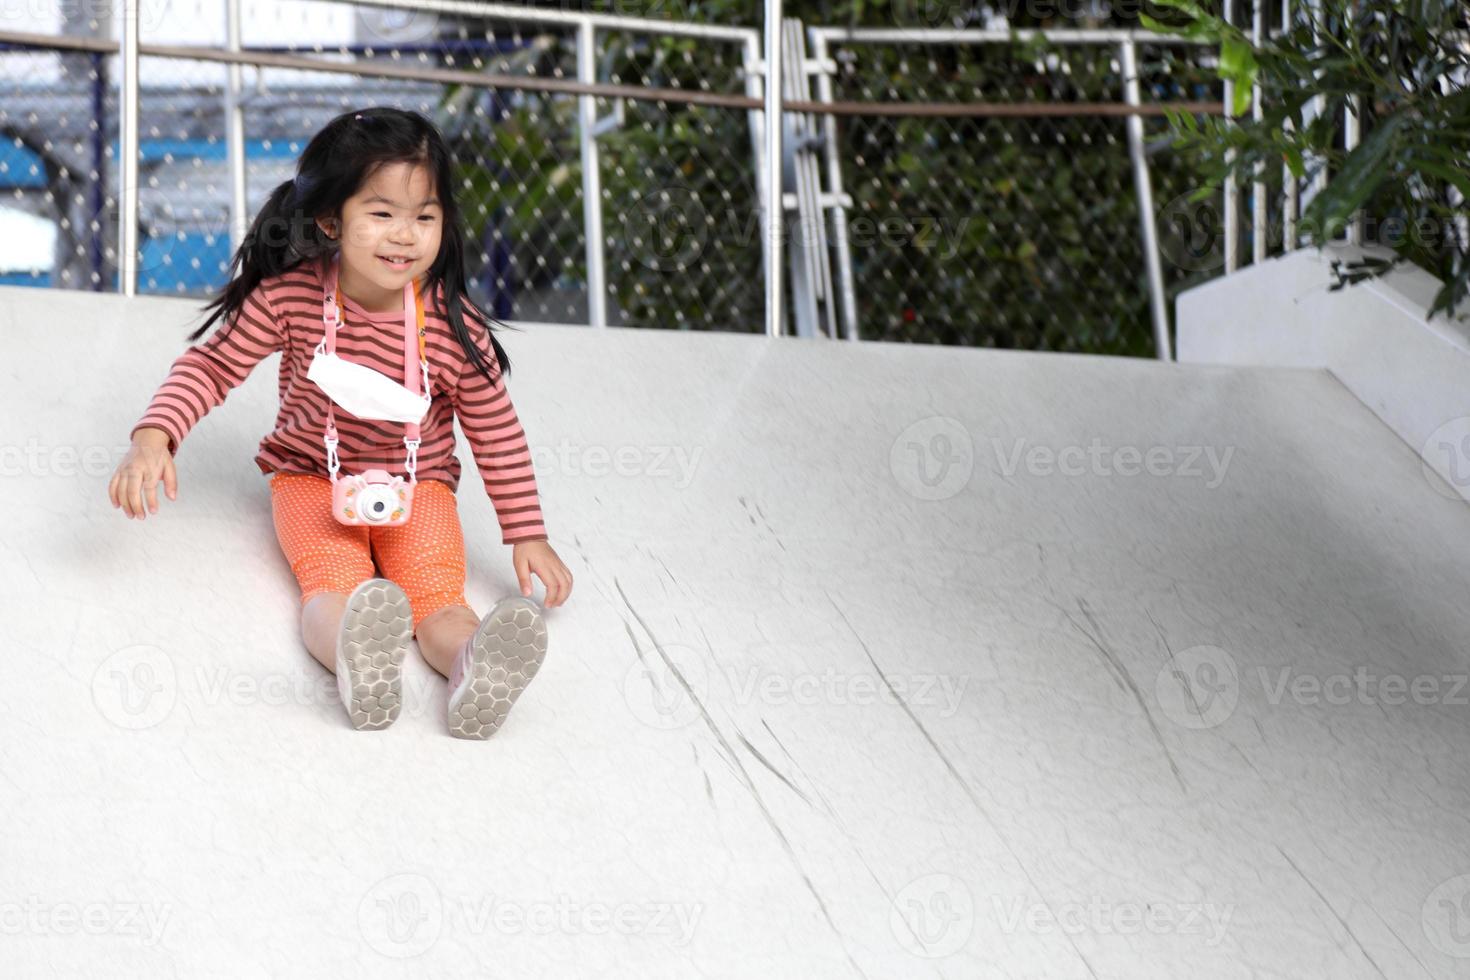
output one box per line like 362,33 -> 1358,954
333,468 -> 415,527
317,252 -> 429,529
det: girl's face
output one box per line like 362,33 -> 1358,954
317,160 -> 443,312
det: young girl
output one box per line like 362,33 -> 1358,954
109,107 -> 573,739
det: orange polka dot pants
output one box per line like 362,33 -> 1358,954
269,471 -> 474,635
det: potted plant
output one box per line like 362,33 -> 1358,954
1142,0 -> 1469,320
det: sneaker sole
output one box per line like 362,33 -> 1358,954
336,578 -> 412,731
447,596 -> 548,740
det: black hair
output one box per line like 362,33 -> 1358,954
191,106 -> 513,387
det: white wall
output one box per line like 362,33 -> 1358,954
1177,241 -> 1470,505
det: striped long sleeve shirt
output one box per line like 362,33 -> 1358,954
130,254 -> 548,544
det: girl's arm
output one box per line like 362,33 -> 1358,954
449,347 -> 549,546
130,284 -> 286,457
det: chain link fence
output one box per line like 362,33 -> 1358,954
592,26 -> 764,331
0,43 -> 115,291
0,2 -> 765,330
811,32 -> 1220,355
0,1 -> 1232,356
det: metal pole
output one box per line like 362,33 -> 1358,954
1282,0 -> 1297,251
1343,99 -> 1360,244
225,0 -> 248,265
345,0 -> 756,42
743,34 -> 772,331
1222,0 -> 1238,274
783,17 -> 822,339
90,52 -> 105,289
1121,39 -> 1172,361
576,21 -> 607,328
764,0 -> 783,337
1343,0 -> 1361,246
1309,0 -> 1328,204
119,0 -> 140,295
810,32 -> 859,341
807,26 -> 1201,44
1251,0 -> 1266,264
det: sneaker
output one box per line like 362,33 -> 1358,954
335,578 -> 413,731
446,596 -> 548,739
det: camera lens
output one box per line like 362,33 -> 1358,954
357,485 -> 398,524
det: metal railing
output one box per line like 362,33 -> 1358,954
784,27 -> 1228,355
0,1 -> 1249,358
0,8 -> 770,331
1224,0 -> 1346,273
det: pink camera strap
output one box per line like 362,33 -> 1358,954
320,252 -> 429,484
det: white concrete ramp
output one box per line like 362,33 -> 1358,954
5,283 -> 1470,978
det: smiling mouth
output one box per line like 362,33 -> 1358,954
378,255 -> 414,269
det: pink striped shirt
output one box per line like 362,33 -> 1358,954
131,254 -> 548,544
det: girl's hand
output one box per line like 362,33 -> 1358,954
513,539 -> 573,608
110,428 -> 178,520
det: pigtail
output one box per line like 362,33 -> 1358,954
189,177 -> 322,342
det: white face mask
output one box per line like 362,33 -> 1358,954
308,344 -> 431,423
308,255 -> 432,424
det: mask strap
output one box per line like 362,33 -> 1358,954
318,253 -> 428,485
402,276 -> 424,484
323,254 -> 341,480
